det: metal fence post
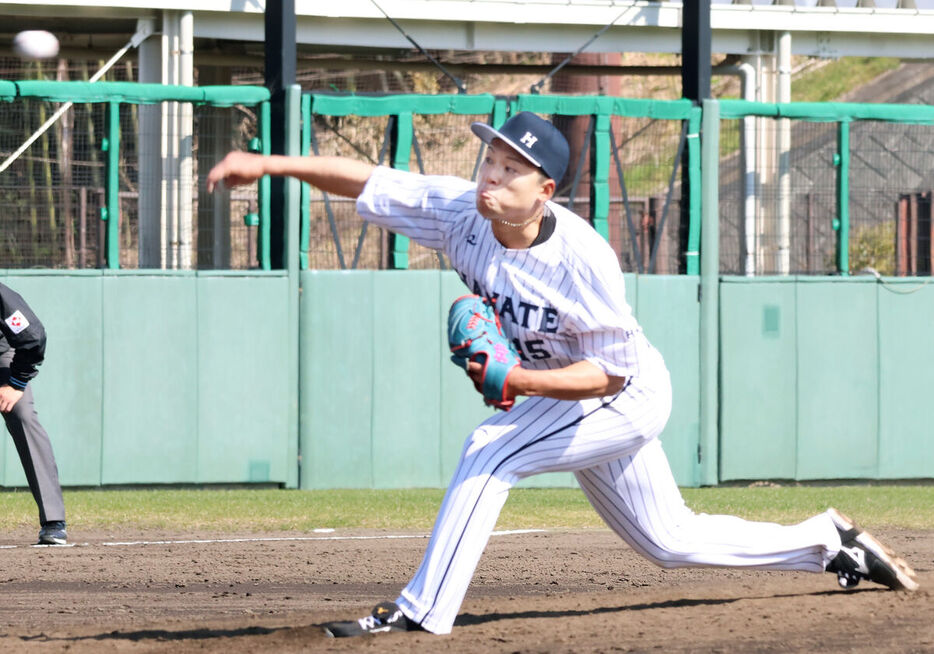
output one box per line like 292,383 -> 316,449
259,100 -> 272,270
101,100 -> 121,269
590,112 -> 610,241
699,98 -> 720,486
285,84 -> 301,489
685,106 -> 703,275
835,120 -> 850,276
493,96 -> 508,128
389,111 -> 413,269
300,93 -> 311,271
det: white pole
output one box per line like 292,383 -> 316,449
715,61 -> 759,276
778,30 -> 792,276
138,34 -> 162,268
179,10 -> 194,270
737,61 -> 758,277
160,12 -> 174,269
163,10 -> 184,270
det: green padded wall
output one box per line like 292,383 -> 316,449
877,282 -> 934,479
101,275 -> 199,484
11,271 -> 927,490
195,274 -> 291,484
371,272 -> 443,487
301,272 -> 376,488
299,270 -> 702,489
795,279 -> 878,479
300,271 -> 496,489
720,280 -> 798,480
0,272 -> 103,488
633,275 -> 702,487
719,277 -> 934,482
0,272 -> 292,488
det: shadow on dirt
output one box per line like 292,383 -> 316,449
453,587 -> 877,627
19,625 -> 286,644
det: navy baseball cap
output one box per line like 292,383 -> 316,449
471,112 -> 570,183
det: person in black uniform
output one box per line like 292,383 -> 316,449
0,283 -> 66,545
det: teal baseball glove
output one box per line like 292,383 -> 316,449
448,294 -> 521,411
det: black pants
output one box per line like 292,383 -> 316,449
1,351 -> 65,525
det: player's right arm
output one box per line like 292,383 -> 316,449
209,153 -> 470,252
0,283 -> 46,412
206,152 -> 375,198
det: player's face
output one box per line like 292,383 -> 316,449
475,140 -> 554,223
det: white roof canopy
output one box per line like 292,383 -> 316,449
1,1 -> 933,59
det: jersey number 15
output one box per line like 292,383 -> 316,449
512,338 -> 551,361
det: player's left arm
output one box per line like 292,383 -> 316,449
467,359 -> 625,401
509,360 -> 625,400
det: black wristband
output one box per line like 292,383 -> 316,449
7,376 -> 27,390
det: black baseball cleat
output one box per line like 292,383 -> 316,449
826,508 -> 918,591
322,601 -> 424,638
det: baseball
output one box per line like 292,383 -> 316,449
12,30 -> 60,60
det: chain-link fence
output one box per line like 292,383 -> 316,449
0,97 -> 106,268
304,111 -> 491,270
7,81 -> 934,277
304,94 -> 697,274
719,103 -> 934,277
602,115 -> 687,275
0,83 -> 269,270
850,122 -> 934,276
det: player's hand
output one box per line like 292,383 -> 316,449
466,360 -> 483,393
0,385 -> 24,413
466,360 -> 523,400
206,151 -> 268,193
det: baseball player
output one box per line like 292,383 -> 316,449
206,111 -> 917,637
0,282 -> 67,545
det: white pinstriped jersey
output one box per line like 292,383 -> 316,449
356,165 -> 654,379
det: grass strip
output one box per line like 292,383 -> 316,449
792,57 -> 901,103
0,486 -> 931,534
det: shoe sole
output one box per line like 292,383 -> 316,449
322,624 -> 394,638
828,508 -> 919,591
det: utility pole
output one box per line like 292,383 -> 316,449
680,0 -> 711,272
265,0 -> 297,269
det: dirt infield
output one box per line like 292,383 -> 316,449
0,525 -> 930,653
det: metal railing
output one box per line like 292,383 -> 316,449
4,83 -> 934,277
718,100 -> 934,277
302,92 -> 702,274
0,81 -> 271,270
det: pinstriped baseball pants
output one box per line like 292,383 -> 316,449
396,348 -> 841,634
